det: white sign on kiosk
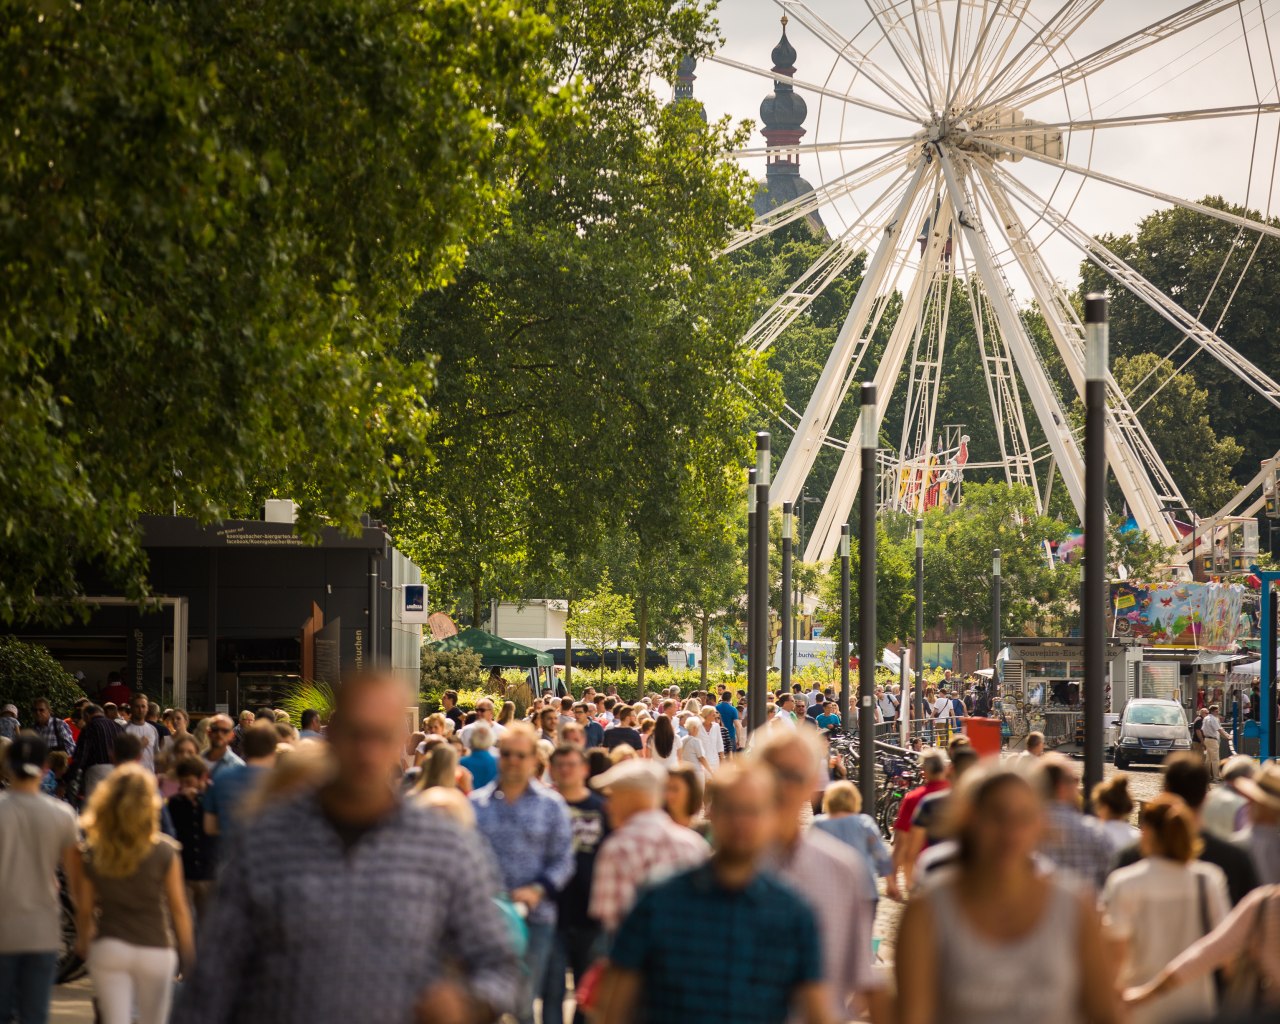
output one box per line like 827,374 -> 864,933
401,584 -> 429,625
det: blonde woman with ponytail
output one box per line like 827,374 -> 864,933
76,763 -> 195,1024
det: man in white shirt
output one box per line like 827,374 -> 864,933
876,687 -> 898,723
122,692 -> 158,773
0,735 -> 82,1024
1200,704 -> 1223,782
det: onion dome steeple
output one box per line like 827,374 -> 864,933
752,15 -> 825,236
759,16 -> 808,166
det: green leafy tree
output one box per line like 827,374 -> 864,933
392,0 -> 775,649
566,572 -> 635,685
419,647 -> 484,696
922,482 -> 1075,641
814,520 -> 914,657
1,0 -> 560,622
0,636 -> 86,715
767,507 -> 824,662
1080,199 -> 1280,494
1110,353 -> 1244,513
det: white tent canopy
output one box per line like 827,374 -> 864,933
1230,651 -> 1279,678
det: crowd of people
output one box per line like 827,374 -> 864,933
1,675 -> 1278,1024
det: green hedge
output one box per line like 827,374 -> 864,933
0,636 -> 87,717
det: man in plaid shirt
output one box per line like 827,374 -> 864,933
31,698 -> 75,758
1038,754 -> 1113,890
174,674 -> 519,1024
588,761 -> 707,934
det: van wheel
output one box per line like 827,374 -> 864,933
1113,751 -> 1128,770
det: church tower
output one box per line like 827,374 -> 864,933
753,16 -> 824,235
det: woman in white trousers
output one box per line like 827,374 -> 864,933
76,763 -> 195,1024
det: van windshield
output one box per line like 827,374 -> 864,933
1127,705 -> 1185,727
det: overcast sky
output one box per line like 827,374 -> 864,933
682,0 -> 1280,293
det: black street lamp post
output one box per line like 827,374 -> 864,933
781,502 -> 793,696
1083,295 -> 1108,809
858,383 -> 878,813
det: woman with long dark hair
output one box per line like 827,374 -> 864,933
649,715 -> 678,770
896,765 -> 1120,1024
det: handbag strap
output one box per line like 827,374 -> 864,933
1195,871 -> 1209,938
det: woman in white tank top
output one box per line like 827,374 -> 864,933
896,765 -> 1123,1024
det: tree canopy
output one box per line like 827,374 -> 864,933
1080,198 -> 1278,509
391,0 -> 776,642
1,0 -> 560,622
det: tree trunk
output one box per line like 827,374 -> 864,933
471,574 -> 482,630
564,601 -> 573,691
636,590 -> 649,691
699,609 -> 710,688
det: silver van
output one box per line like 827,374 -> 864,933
1113,698 -> 1193,769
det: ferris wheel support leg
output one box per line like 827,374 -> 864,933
937,151 -> 1087,521
972,165 -> 1185,552
803,193 -> 955,563
772,160 -> 930,506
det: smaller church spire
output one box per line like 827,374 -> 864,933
673,55 -> 708,123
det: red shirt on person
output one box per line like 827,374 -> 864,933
99,682 -> 132,707
892,779 -> 949,834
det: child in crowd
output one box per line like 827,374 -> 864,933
166,755 -> 217,924
42,749 -> 70,798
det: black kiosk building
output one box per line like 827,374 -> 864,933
13,508 -> 423,713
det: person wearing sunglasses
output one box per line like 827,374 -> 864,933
200,716 -> 244,781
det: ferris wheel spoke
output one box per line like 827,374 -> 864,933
938,150 -> 1089,520
949,0 -> 1018,112
728,135 -> 918,160
963,100 -> 1280,135
970,161 -> 1190,538
963,0 -> 1037,109
909,0 -> 949,107
956,241 -> 1041,499
976,138 -> 1280,241
802,191 -> 954,561
990,163 -> 1280,410
721,144 -> 916,254
943,0 -> 968,108
965,0 -> 1105,113
741,166 -> 919,353
863,0 -> 938,111
771,163 -> 933,506
976,0 -> 1245,115
774,1 -> 929,118
706,54 -> 921,122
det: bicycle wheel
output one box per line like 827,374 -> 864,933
56,884 -> 85,984
879,791 -> 902,839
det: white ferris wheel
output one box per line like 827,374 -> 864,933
707,0 -> 1280,567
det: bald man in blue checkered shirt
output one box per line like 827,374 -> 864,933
174,674 -> 519,1024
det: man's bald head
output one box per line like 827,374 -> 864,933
332,672 -> 413,721
328,674 -> 413,797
